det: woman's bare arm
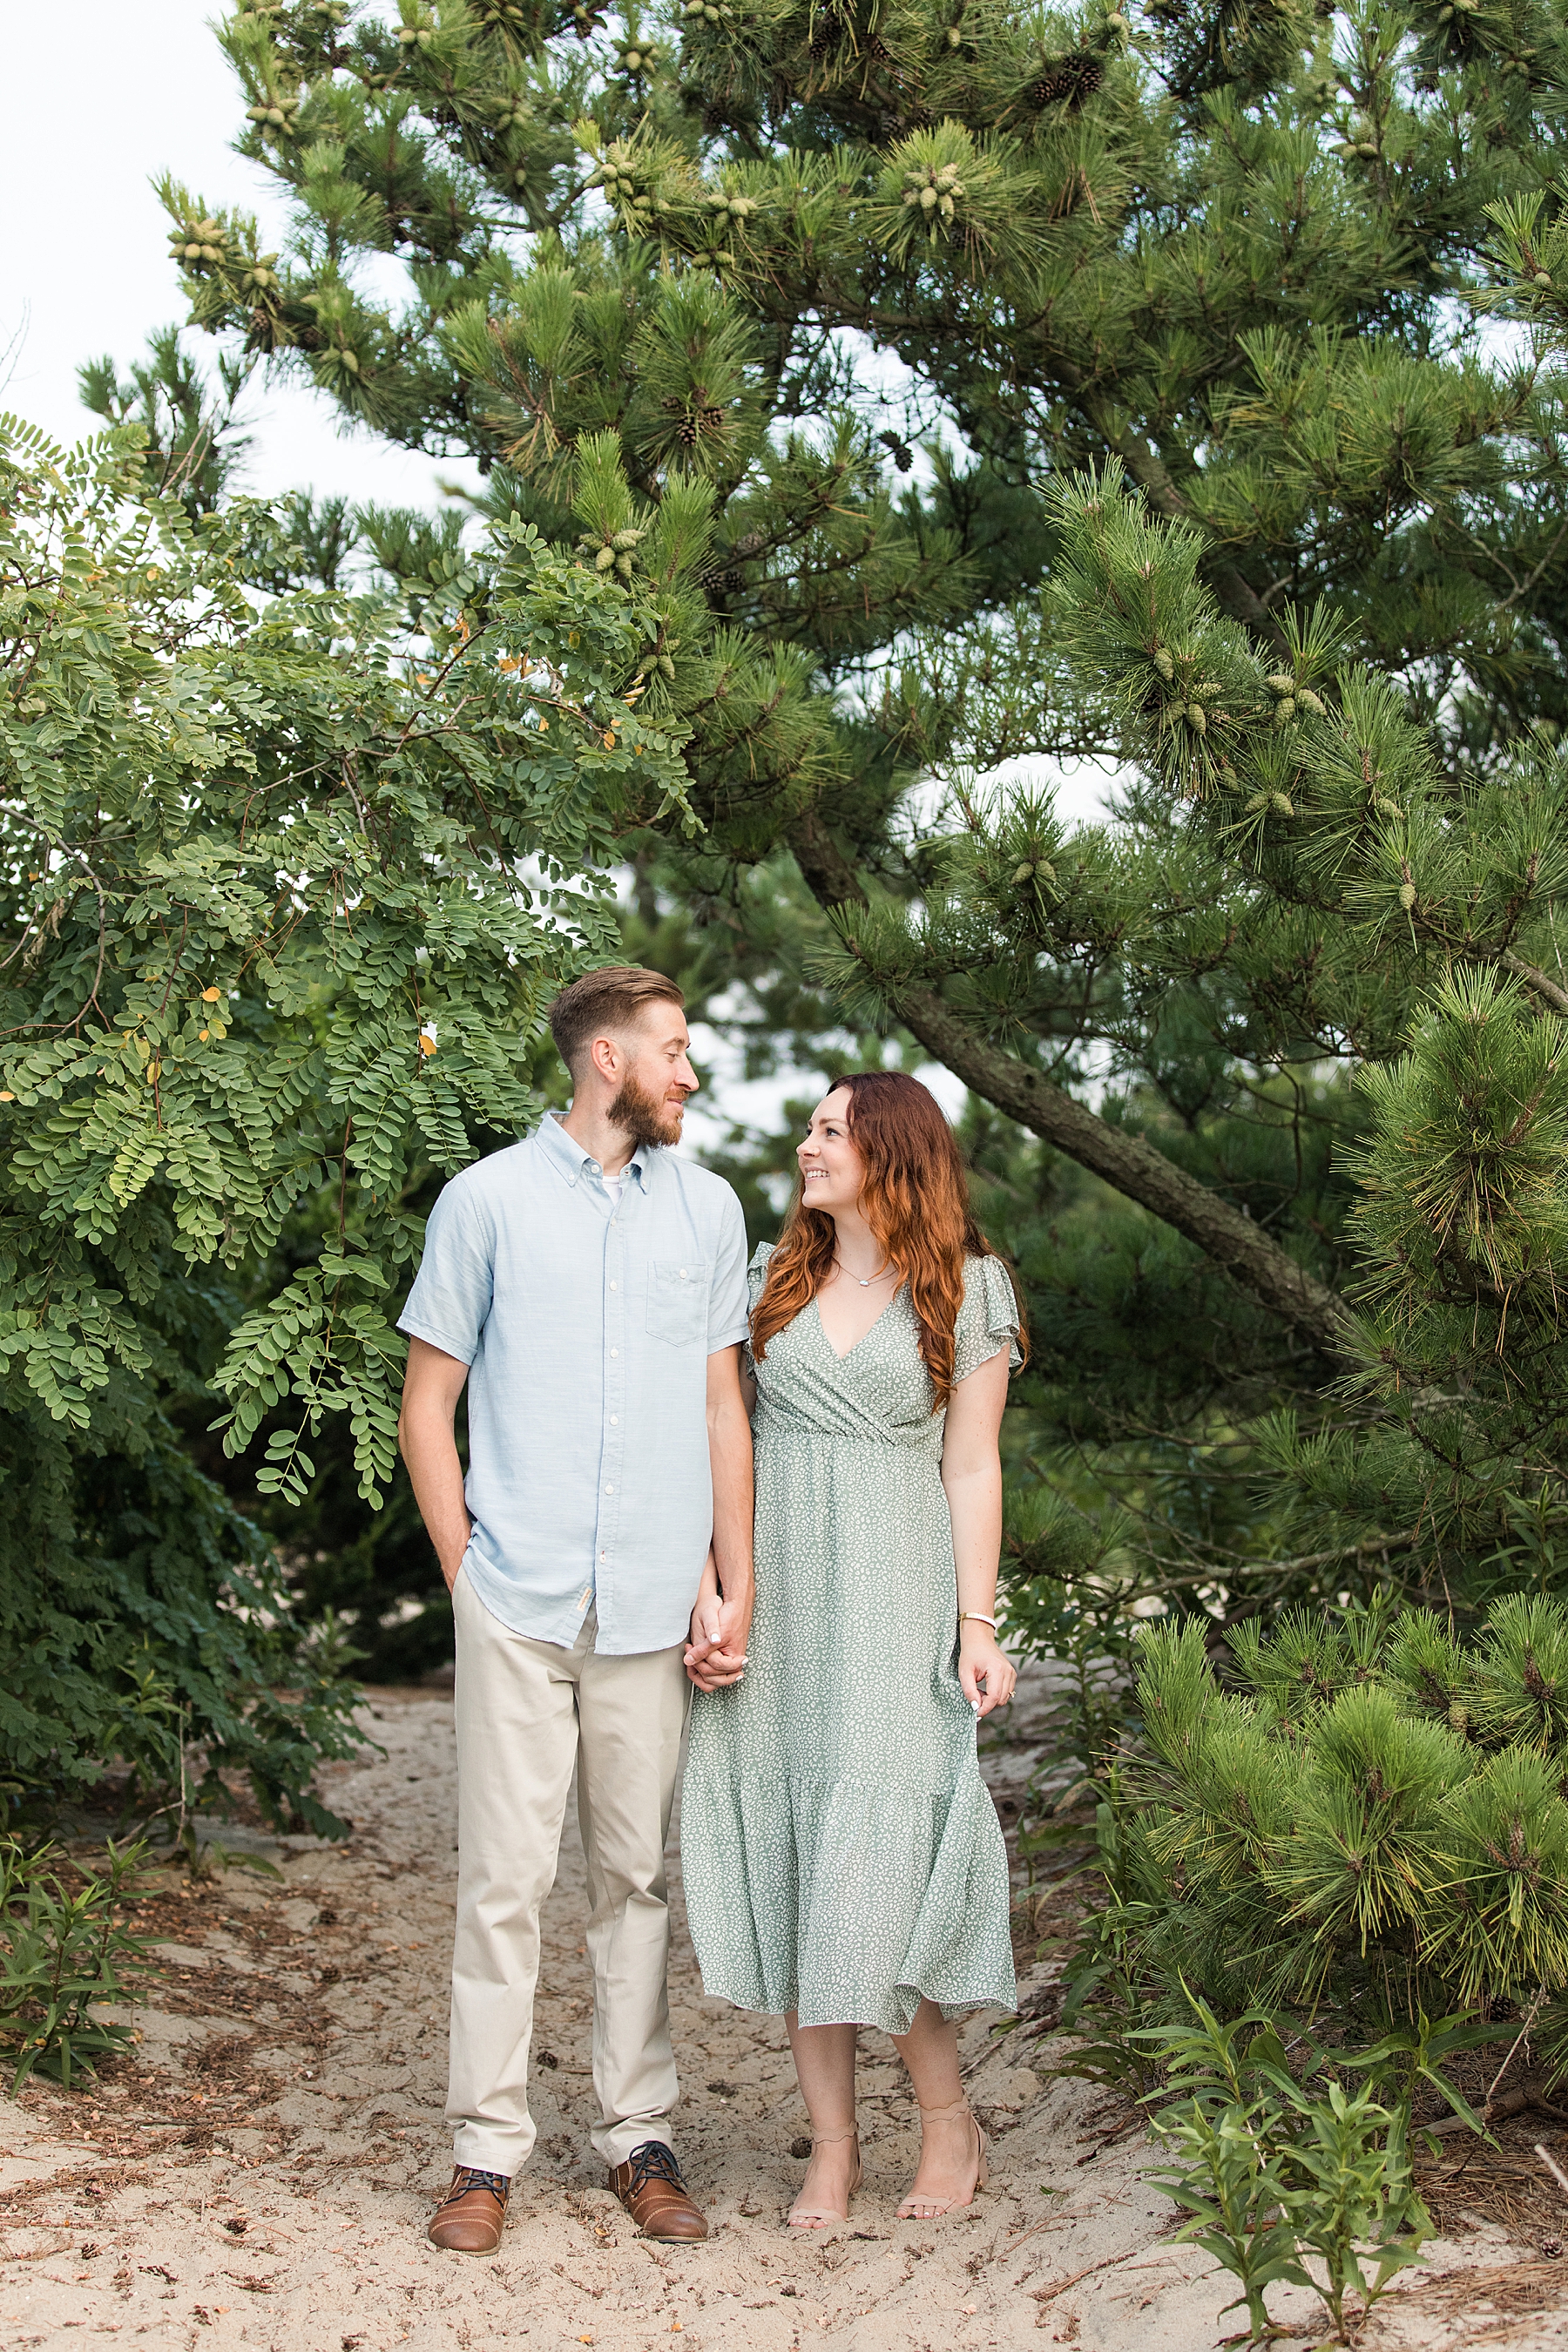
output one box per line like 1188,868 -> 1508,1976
940,1348 -> 1017,1718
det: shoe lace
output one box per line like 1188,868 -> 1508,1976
626,2141 -> 686,2198
443,2166 -> 510,2207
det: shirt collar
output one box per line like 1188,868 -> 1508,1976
536,1108 -> 651,1191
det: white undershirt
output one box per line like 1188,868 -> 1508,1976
601,1168 -> 625,1209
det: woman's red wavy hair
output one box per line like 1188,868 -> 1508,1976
750,1070 -> 1027,1410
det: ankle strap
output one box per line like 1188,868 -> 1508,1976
918,2098 -> 972,2121
808,2126 -> 859,2146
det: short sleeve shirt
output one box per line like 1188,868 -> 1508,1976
396,1112 -> 750,1654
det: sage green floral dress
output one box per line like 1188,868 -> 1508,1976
681,1247 -> 1021,2035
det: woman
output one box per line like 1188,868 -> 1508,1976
680,1070 -> 1024,2230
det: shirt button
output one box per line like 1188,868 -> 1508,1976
609,1281 -> 618,1291
610,1348 -> 618,1359
679,1268 -> 688,1279
600,1549 -> 607,1561
609,1415 -> 618,1426
605,1484 -> 614,1494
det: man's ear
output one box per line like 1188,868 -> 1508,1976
587,1031 -> 623,1085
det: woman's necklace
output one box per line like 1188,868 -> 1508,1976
835,1254 -> 893,1289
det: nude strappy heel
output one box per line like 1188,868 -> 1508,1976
787,2126 -> 862,2230
896,2097 -> 988,2219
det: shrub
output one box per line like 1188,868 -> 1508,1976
0,417 -> 676,1815
1092,1596 -> 1568,2042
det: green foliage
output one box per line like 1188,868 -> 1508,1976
0,414 -> 660,1797
0,1836 -> 154,2090
1100,1602 -> 1568,2031
0,1408 -> 359,1834
1146,1995 -> 1433,2347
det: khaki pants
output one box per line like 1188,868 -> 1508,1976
448,1569 -> 692,2175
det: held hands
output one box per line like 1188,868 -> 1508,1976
686,1579 -> 753,1692
958,1623 -> 1016,1719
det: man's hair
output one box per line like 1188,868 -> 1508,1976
547,965 -> 686,1076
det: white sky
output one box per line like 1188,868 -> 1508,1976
1,0 -> 473,507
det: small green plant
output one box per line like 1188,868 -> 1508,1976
1282,2082 -> 1429,2342
1052,1774 -> 1172,2099
1145,1996 -> 1433,2347
296,1607 -> 369,1684
111,1649 -> 344,1877
1336,2011 -> 1504,2138
0,1836 -> 155,2088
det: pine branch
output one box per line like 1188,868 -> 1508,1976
787,813 -> 1350,1356
1502,950 -> 1568,1020
1058,365 -> 1280,639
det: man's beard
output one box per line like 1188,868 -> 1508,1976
608,1070 -> 685,1149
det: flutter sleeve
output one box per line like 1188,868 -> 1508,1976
952,1254 -> 1024,1383
743,1240 -> 775,1376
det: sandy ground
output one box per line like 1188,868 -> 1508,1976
3,1683 -> 1566,2352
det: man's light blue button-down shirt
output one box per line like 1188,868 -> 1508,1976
397,1111 -> 750,1656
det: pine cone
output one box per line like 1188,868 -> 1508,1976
1025,53 -> 1104,112
808,5 -> 849,57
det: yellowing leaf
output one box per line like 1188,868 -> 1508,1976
200,987 -> 222,1002
419,1035 -> 437,1057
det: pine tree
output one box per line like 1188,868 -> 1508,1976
139,0 -> 1568,1608
1121,1602 -> 1568,2038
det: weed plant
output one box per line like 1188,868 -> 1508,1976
0,1836 -> 153,2088
1144,1997 -> 1436,2346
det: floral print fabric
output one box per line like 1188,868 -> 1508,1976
681,1248 -> 1021,2034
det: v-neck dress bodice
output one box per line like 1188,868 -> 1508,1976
680,1244 -> 1021,2035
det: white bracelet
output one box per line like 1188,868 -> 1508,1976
959,1611 -> 998,1631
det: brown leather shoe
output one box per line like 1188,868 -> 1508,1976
607,2140 -> 708,2240
427,2165 -> 510,2253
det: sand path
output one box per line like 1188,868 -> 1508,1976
0,1687 -> 1558,2349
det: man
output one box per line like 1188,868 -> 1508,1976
396,966 -> 754,2254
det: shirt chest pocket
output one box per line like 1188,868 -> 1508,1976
647,1260 -> 708,1346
